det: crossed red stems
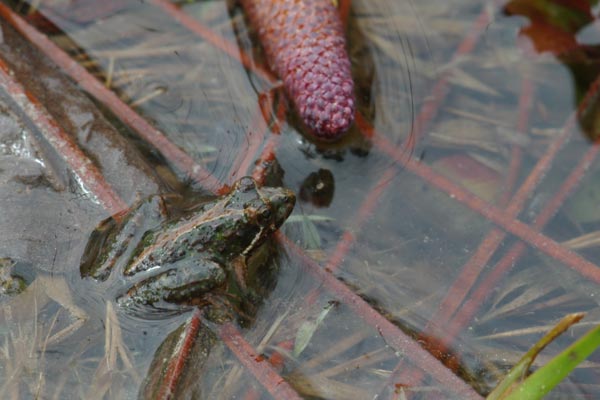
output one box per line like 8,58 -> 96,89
0,1 -> 598,399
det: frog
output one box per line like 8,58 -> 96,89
80,177 -> 295,314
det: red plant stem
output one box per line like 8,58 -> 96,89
278,234 -> 483,399
0,2 -> 223,194
392,69 -> 600,371
151,0 -> 276,86
272,94 -> 289,135
399,70 -> 600,333
156,308 -> 204,400
379,77 -> 535,391
440,141 -> 600,353
0,57 -> 127,215
359,80 -> 600,287
422,52 -> 600,329
403,152 -> 600,282
426,79 -> 536,328
339,0 -> 352,28
229,91 -> 273,182
326,165 -> 398,274
218,322 -> 303,400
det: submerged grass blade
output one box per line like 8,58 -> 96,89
294,302 -> 335,357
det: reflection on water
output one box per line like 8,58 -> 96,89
1,0 -> 600,398
299,168 -> 335,207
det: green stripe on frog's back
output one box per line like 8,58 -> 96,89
123,205 -> 248,276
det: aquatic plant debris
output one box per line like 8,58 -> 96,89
8,0 -> 591,397
241,0 -> 355,141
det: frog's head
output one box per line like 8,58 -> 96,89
226,177 -> 295,237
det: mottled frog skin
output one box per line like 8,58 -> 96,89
80,177 -> 295,313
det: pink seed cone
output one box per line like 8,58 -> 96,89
241,0 -> 355,141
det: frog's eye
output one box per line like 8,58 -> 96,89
257,207 -> 272,224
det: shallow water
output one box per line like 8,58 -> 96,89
1,0 -> 600,398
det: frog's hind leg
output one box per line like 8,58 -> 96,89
81,194 -> 170,281
117,257 -> 226,313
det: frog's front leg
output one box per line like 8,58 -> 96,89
80,195 -> 169,281
117,256 -> 226,311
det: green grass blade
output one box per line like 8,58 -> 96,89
502,323 -> 600,400
487,313 -> 584,400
